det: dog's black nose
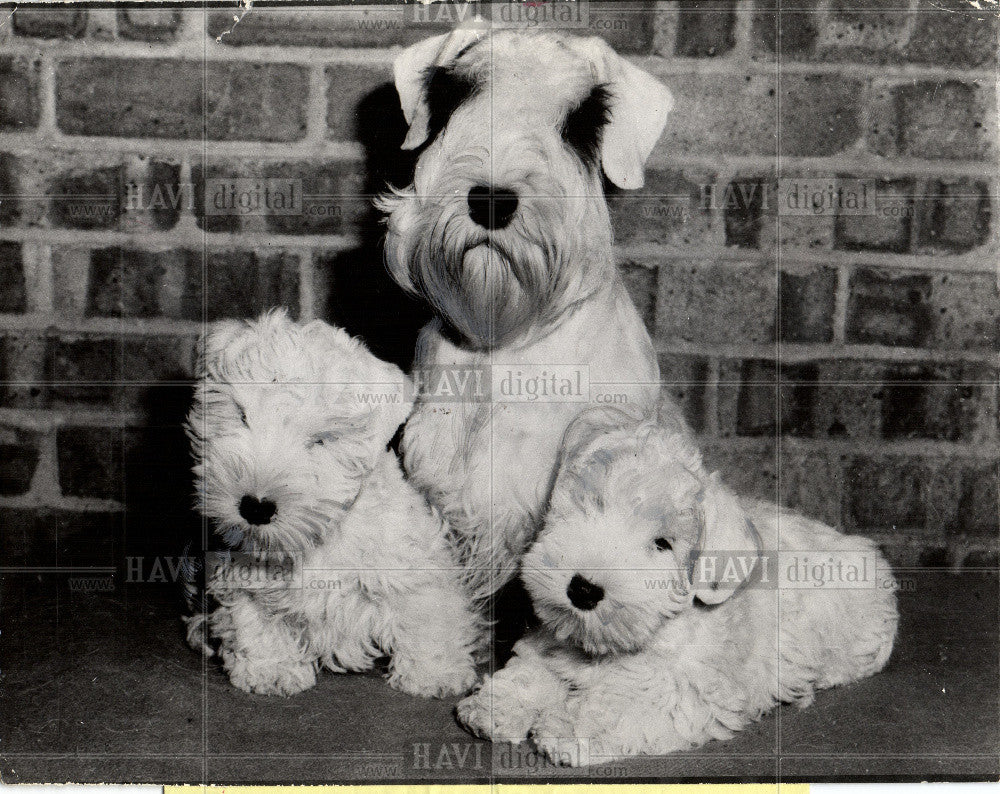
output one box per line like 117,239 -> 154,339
467,185 -> 518,230
567,574 -> 604,611
239,495 -> 276,525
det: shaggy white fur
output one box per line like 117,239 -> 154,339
184,310 -> 481,697
457,407 -> 899,765
379,25 -> 677,603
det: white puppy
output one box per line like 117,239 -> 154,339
184,310 -> 480,697
457,407 -> 899,765
379,23 -> 676,603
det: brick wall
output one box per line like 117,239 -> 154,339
1,2 -> 997,571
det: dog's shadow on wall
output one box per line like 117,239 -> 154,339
324,84 -> 431,371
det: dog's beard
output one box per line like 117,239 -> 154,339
384,191 -> 601,350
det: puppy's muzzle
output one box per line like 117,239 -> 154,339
567,574 -> 604,611
467,184 -> 518,230
239,494 -> 277,526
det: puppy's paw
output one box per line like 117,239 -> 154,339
455,679 -> 536,741
225,656 -> 317,697
530,713 -> 590,767
387,655 -> 477,699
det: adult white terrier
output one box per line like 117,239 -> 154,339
457,407 -> 899,764
184,311 -> 480,697
379,23 -> 677,602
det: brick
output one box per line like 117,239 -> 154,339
0,426 -> 40,497
325,63 -> 393,142
652,72 -> 776,156
778,452 -> 842,527
0,56 -> 40,132
718,359 -> 817,437
117,9 -> 182,41
207,6 -> 451,48
702,442 -> 780,504
0,508 -> 122,567
609,168 -> 713,246
12,7 -> 86,38
723,178 -> 768,248
848,268 -> 1000,352
816,4 -> 913,63
0,153 -> 18,227
51,248 -> 91,316
917,179 -> 990,254
86,248 -> 185,318
810,360 -> 887,440
881,363 -> 993,442
779,267 -> 837,344
905,1 -> 998,69
56,59 -> 309,142
844,456 -> 925,531
0,242 -> 26,313
49,165 -> 123,230
584,3 -> 656,54
263,161 -> 367,235
191,164 -> 242,234
57,426 -> 139,500
181,250 -> 300,321
619,261 -> 657,333
846,268 -> 932,348
752,0 -> 819,57
657,353 -> 710,431
779,75 -> 864,156
675,1 -> 736,57
762,211 -> 835,251
656,261 -> 776,345
193,162 -> 365,235
870,81 -> 995,161
122,160 -> 185,232
949,461 -> 1000,538
834,178 -> 913,253
47,336 -> 194,408
0,335 -> 47,408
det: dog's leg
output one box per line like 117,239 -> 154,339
529,663 -> 711,766
210,593 -> 317,696
456,632 -> 569,741
383,581 -> 480,698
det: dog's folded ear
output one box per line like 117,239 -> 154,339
302,320 -> 415,445
691,472 -> 761,605
393,18 -> 488,150
564,36 -> 673,189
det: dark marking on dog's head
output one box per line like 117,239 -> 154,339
422,65 -> 480,145
561,84 -> 612,168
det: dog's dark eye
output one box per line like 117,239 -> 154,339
237,407 -> 248,427
654,537 -> 672,552
313,438 -> 324,446
561,84 -> 611,167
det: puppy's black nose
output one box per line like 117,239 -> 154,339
567,574 -> 604,611
467,185 -> 518,230
239,495 -> 276,525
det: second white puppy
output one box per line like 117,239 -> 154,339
457,407 -> 899,764
186,311 -> 480,698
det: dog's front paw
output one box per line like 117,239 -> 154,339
455,678 -> 536,741
224,655 -> 317,697
530,712 -> 591,767
388,649 -> 479,698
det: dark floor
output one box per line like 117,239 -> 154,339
1,571 -> 997,784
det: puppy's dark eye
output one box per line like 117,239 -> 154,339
313,438 -> 324,446
237,407 -> 248,427
654,537 -> 672,552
